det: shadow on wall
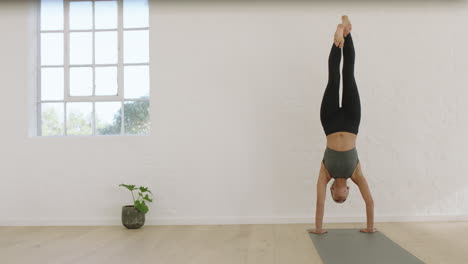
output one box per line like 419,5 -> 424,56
152,0 -> 466,3
0,0 -> 464,7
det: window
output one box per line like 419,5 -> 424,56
38,0 -> 150,136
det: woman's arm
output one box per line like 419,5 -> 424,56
351,163 -> 376,232
308,163 -> 331,234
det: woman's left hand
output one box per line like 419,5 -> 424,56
360,227 -> 377,233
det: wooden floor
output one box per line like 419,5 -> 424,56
1,222 -> 467,264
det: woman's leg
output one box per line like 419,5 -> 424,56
341,33 -> 361,129
320,42 -> 341,127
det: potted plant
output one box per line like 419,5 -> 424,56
119,184 -> 154,229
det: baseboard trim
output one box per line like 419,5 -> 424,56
1,214 -> 467,226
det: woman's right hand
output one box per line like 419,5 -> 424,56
307,228 -> 328,235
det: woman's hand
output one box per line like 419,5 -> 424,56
360,227 -> 377,233
307,228 -> 328,235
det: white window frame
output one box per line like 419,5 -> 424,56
37,0 -> 150,136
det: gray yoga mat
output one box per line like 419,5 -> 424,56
309,229 -> 424,264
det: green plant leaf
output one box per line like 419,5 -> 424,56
143,194 -> 153,202
134,200 -> 149,214
139,186 -> 152,194
119,184 -> 136,191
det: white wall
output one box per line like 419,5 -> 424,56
1,0 -> 468,226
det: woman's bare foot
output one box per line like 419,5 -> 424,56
334,24 -> 344,48
360,227 -> 377,233
342,15 -> 352,37
307,228 -> 328,235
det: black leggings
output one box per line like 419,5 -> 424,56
320,33 -> 361,136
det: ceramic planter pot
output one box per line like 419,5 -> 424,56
122,205 -> 145,229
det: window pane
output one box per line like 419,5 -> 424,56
70,67 -> 93,96
41,33 -> 63,65
41,103 -> 64,136
124,101 -> 149,135
66,102 -> 93,136
96,102 -> 121,135
124,66 -> 149,99
69,1 -> 92,30
41,68 -> 64,100
123,0 -> 149,28
95,31 -> 117,64
124,30 -> 149,63
70,32 -> 92,65
41,0 -> 63,30
95,1 -> 117,29
95,67 -> 117,96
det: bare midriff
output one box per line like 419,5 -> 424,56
326,131 -> 357,151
